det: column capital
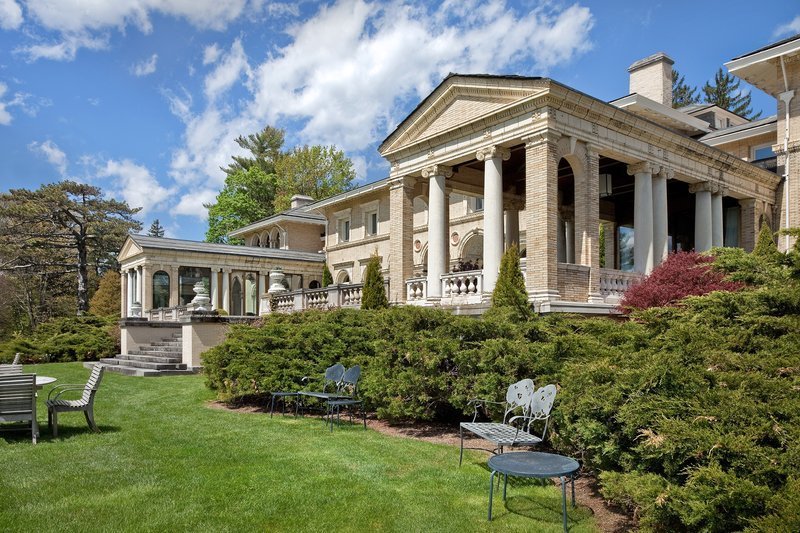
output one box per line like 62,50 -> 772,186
656,167 -> 674,180
522,130 -> 561,148
584,142 -> 600,157
476,146 -> 511,162
504,198 -> 526,211
689,182 -> 725,195
420,164 -> 453,179
626,161 -> 658,176
389,175 -> 416,190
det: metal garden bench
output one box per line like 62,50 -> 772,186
459,380 -> 557,465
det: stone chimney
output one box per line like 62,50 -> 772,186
290,194 -> 315,209
628,52 -> 674,106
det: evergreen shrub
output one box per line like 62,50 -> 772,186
0,315 -> 118,362
361,254 -> 388,309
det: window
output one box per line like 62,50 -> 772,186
338,218 -> 350,243
753,144 -> 775,161
365,210 -> 378,236
618,226 -> 635,272
724,206 -> 740,247
178,267 -> 211,305
475,197 -> 484,212
152,271 -> 170,309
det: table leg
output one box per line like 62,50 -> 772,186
459,426 -> 464,466
488,471 -> 496,521
571,474 -> 576,507
503,473 -> 508,500
561,475 -> 568,533
270,396 -> 276,418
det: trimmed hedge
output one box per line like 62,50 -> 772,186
0,315 -> 119,363
202,250 -> 800,531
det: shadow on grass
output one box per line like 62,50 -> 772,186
0,423 -> 121,443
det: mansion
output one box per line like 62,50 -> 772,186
119,34 -> 800,320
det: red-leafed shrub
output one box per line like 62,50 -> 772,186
620,251 -> 743,312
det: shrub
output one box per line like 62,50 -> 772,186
322,264 -> 333,287
0,315 -> 118,363
89,270 -> 121,317
361,254 -> 388,310
753,221 -> 781,262
620,251 -> 743,312
489,244 -> 531,320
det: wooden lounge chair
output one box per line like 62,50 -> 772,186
0,373 -> 38,443
46,364 -> 105,437
459,380 -> 557,465
0,364 -> 23,375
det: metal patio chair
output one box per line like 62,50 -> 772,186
0,373 -> 38,443
323,365 -> 365,431
46,363 -> 105,437
459,380 -> 557,465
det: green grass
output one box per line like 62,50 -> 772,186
0,362 -> 596,532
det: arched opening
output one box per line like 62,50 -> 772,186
152,271 -> 170,309
264,233 -> 271,248
336,271 -> 350,284
557,158 -> 576,264
458,232 -> 483,271
309,280 -> 321,289
244,273 -> 257,315
252,235 -> 260,247
231,277 -> 242,315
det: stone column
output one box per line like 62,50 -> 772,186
221,269 -> 231,313
691,183 -> 713,252
141,264 -> 152,313
563,209 -> 575,263
126,269 -> 134,315
524,132 -> 560,304
711,190 -> 724,248
477,146 -> 511,293
169,265 -> 180,307
259,272 -> 268,313
121,270 -> 128,317
581,144 -> 602,302
421,164 -> 453,299
504,201 -> 522,248
653,168 -> 671,265
135,266 -> 143,305
628,162 -> 656,274
210,268 -> 219,311
388,175 -> 416,302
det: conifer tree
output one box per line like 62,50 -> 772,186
490,244 -> 531,320
753,221 -> 781,261
147,219 -> 165,237
361,254 -> 388,310
672,69 -> 701,108
702,68 -> 761,120
322,264 -> 333,287
89,270 -> 121,317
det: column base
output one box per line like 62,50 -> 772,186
587,292 -> 605,304
528,289 -> 560,313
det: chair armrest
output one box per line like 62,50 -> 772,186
48,386 -> 87,401
47,384 -> 83,400
466,398 -> 504,422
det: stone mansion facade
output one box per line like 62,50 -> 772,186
119,34 -> 800,319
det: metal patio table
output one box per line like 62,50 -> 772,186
487,451 -> 579,531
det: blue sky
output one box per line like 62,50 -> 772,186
1,0 -> 799,241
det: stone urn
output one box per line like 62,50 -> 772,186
268,267 -> 287,293
191,280 -> 211,311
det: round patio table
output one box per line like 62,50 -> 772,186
487,451 -> 579,531
35,376 -> 57,389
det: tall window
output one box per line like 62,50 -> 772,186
178,267 -> 211,305
618,226 -> 635,272
152,271 -> 170,309
338,218 -> 350,243
365,210 -> 378,236
724,206 -> 740,247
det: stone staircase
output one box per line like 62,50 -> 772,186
98,331 -> 196,377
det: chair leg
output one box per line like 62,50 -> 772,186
52,410 -> 59,437
85,408 -> 99,432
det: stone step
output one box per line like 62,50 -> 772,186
89,362 -> 196,377
150,341 -> 182,346
116,353 -> 182,364
130,347 -> 182,355
100,357 -> 187,371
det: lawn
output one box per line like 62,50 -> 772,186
0,362 -> 595,532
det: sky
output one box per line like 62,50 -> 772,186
1,1 -> 799,242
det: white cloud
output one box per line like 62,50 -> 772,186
203,43 -> 221,65
97,159 -> 173,215
774,15 -> 800,38
204,39 -> 251,101
172,188 -> 219,219
17,32 -> 110,62
130,53 -> 158,77
0,0 -> 23,30
28,140 -> 68,175
0,83 -> 12,125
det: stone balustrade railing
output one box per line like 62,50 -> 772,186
146,306 -> 191,321
405,278 -> 427,304
441,270 -> 483,304
599,268 -> 642,303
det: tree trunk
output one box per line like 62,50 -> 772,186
76,232 -> 89,316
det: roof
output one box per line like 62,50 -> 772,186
122,234 -> 325,263
307,177 -> 390,211
699,114 -> 777,145
228,207 -> 326,238
725,34 -> 800,96
609,93 -> 712,135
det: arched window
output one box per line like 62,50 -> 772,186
309,280 -> 321,289
336,271 -> 350,284
264,234 -> 271,248
152,271 -> 170,309
252,235 -> 261,247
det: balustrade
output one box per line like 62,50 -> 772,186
405,278 -> 427,303
441,270 -> 483,304
599,268 -> 642,303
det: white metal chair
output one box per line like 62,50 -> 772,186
46,364 -> 105,437
0,373 -> 38,443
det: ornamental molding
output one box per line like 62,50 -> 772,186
420,164 -> 454,179
688,182 -> 726,195
656,167 -> 675,180
476,146 -> 511,162
522,130 -> 561,148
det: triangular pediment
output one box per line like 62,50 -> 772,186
118,236 -> 144,262
380,75 -> 547,155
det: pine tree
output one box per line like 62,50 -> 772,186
322,264 -> 333,287
361,254 -> 388,310
702,68 -> 761,120
753,221 -> 781,261
490,244 -> 531,320
672,69 -> 700,108
147,219 -> 165,237
89,270 -> 121,317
